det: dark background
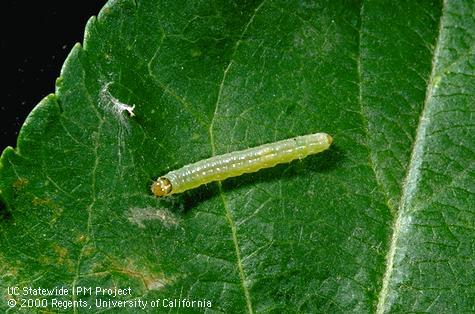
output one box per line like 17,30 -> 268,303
0,2 -> 106,152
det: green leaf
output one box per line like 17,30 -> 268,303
1,0 -> 474,312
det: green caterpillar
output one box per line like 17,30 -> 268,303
151,132 -> 333,197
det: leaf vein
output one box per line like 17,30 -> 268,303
71,121 -> 102,313
208,1 -> 267,312
356,3 -> 395,214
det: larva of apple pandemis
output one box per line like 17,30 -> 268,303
151,132 -> 333,196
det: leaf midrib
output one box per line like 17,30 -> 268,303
374,1 -> 446,312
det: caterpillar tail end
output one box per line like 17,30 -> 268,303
151,177 -> 172,197
326,134 -> 333,146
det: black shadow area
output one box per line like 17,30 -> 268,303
0,1 -> 106,151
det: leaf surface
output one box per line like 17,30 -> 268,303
0,0 -> 474,312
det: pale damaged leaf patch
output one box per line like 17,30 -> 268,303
110,257 -> 177,291
127,207 -> 179,229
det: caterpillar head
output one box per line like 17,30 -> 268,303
151,177 -> 172,197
